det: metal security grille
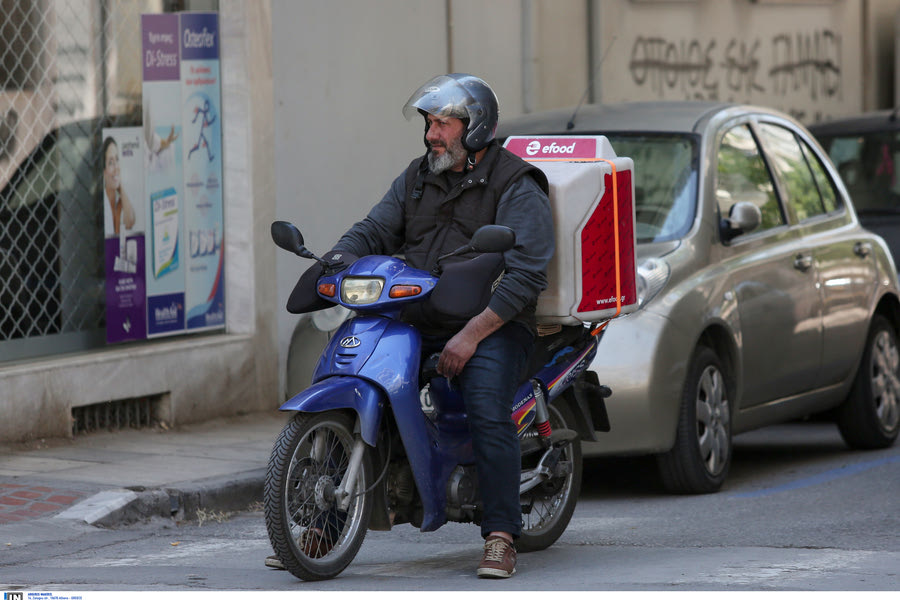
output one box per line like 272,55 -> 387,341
0,0 -> 215,363
71,394 -> 162,435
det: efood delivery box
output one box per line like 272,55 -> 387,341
503,135 -> 638,325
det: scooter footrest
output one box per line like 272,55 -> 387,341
519,427 -> 577,456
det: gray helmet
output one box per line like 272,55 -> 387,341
402,73 -> 499,152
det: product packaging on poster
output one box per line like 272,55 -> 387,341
142,12 -> 186,337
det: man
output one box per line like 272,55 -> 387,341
269,73 -> 553,578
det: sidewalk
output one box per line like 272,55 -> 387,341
0,410 -> 287,529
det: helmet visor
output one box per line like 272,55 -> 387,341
402,75 -> 478,122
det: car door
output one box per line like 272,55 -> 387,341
714,121 -> 823,408
755,121 -> 876,389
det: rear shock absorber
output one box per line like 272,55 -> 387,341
531,380 -> 552,439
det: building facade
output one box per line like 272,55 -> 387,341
1,0 -> 897,442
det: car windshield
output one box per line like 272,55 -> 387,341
604,133 -> 698,243
817,131 -> 900,214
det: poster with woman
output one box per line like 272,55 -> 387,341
103,127 -> 147,343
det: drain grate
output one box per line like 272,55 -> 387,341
71,395 -> 163,435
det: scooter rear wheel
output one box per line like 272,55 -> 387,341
264,410 -> 373,581
517,401 -> 583,552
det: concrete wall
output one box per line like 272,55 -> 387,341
591,0 -> 866,124
0,0 -> 278,443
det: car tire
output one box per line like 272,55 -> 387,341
836,314 -> 900,449
657,345 -> 732,494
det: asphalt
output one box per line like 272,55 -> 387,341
0,410 -> 288,531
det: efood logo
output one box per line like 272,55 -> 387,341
339,336 -> 361,348
524,139 -> 579,156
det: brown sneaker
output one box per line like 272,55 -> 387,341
477,535 -> 517,578
300,527 -> 332,558
264,528 -> 331,569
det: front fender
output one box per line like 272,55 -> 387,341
279,376 -> 384,446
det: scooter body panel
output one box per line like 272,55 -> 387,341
279,376 -> 384,447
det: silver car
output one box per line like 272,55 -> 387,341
499,102 -> 900,493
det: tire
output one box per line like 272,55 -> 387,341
517,401 -> 583,553
264,411 -> 373,581
837,314 -> 900,449
657,345 -> 732,494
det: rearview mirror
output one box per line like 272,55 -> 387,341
470,225 -> 516,253
271,220 -> 304,253
271,220 -> 320,261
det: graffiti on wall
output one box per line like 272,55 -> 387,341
627,30 -> 842,121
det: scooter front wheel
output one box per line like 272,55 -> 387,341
264,410 -> 373,581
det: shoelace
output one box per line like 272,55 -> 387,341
483,538 -> 510,563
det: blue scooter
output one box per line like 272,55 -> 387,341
264,220 -> 611,581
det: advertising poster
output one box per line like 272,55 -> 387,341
142,13 -> 186,337
103,127 -> 147,343
181,12 -> 225,331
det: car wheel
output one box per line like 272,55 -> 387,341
836,314 -> 900,449
656,345 -> 732,493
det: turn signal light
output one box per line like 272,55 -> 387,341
318,283 -> 336,297
389,285 -> 422,298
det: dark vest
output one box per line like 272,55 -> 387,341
401,141 -> 549,335
402,141 -> 548,271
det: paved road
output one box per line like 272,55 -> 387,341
2,421 -> 898,591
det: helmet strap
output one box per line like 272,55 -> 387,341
465,151 -> 477,173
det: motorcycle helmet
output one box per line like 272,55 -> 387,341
402,73 -> 499,153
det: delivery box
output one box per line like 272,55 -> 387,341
503,136 -> 638,325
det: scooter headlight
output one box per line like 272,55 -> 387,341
341,277 -> 384,305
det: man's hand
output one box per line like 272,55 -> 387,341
437,307 -> 505,378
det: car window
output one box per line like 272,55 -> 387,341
817,131 -> 900,213
716,124 -> 783,232
757,122 -> 833,222
604,134 -> 697,243
800,140 -> 841,213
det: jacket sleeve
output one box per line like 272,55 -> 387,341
331,171 -> 407,257
488,174 -> 554,322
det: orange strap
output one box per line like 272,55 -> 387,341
528,157 -> 622,336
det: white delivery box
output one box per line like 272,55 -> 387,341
503,136 -> 638,325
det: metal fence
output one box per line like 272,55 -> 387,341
0,0 -> 214,363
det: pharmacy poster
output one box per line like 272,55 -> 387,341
181,12 -> 225,331
103,127 -> 147,343
142,13 -> 186,337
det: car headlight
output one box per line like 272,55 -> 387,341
636,257 -> 670,307
341,277 -> 384,305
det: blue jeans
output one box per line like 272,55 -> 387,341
424,322 -> 532,538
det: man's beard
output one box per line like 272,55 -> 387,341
427,136 -> 467,174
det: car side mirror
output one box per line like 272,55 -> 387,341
721,201 -> 762,242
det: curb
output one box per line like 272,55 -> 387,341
54,468 -> 266,528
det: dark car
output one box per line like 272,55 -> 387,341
809,110 -> 900,268
499,101 -> 900,493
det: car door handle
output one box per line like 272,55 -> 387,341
854,242 -> 872,258
793,254 -> 813,272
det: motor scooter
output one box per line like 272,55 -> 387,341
264,220 -> 611,581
